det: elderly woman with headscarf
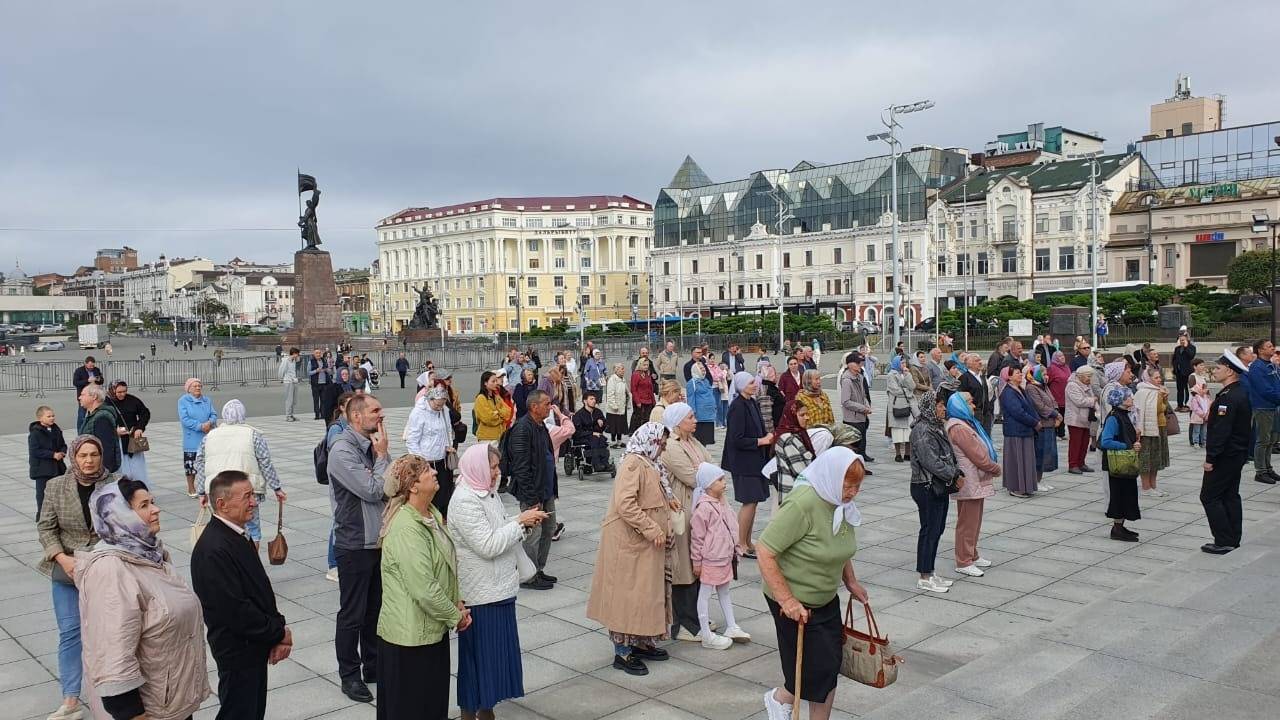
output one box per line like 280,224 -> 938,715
773,400 -> 816,495
1134,365 -> 1171,498
36,435 -> 118,720
685,361 -> 718,445
78,477 -> 210,720
659,402 -> 710,642
1100,387 -> 1142,542
1048,351 -> 1071,439
909,389 -> 962,593
758,447 -> 869,719
1065,365 -> 1098,474
587,422 -> 679,677
513,367 -> 540,420
1000,364 -> 1041,498
945,392 -> 1001,578
722,371 -> 773,557
604,363 -> 630,447
1024,366 -> 1061,490
195,399 -> 285,547
377,454 -> 469,720
886,355 -> 918,462
908,350 -> 931,397
178,377 -> 217,497
406,385 -> 459,518
795,369 -> 834,428
758,364 -> 786,435
449,444 -> 548,719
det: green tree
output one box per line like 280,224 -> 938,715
1227,250 -> 1279,306
194,297 -> 230,320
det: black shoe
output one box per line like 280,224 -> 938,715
341,678 -> 373,703
537,570 -> 558,583
863,455 -> 875,463
362,670 -> 377,684
894,455 -> 904,463
1081,465 -> 1095,473
1254,473 -> 1278,485
520,576 -> 554,590
864,468 -> 874,476
1069,467 -> 1083,475
1120,526 -> 1139,539
1110,526 -> 1138,542
551,523 -> 565,542
613,654 -> 649,676
1201,543 -> 1234,555
629,645 -> 669,661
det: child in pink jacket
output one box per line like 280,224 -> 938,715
690,462 -> 751,650
1188,377 -> 1209,449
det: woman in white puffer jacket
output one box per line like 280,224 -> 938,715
448,444 -> 548,720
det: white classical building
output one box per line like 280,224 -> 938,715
373,195 -> 653,334
121,257 -> 215,318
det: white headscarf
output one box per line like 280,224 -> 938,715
662,402 -> 693,431
762,426 -> 836,480
796,446 -> 863,532
692,462 -> 726,508
732,371 -> 755,394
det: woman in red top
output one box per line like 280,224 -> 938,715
777,356 -> 803,404
628,358 -> 657,435
1047,351 -> 1071,439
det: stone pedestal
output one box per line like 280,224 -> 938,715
401,327 -> 447,346
281,248 -> 348,350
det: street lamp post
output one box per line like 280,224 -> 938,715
1253,212 -> 1280,341
868,98 -> 934,353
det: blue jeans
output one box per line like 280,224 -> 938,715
52,580 -> 82,699
1190,423 -> 1205,446
245,493 -> 265,541
328,525 -> 337,570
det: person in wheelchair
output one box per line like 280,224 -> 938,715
571,393 -> 615,473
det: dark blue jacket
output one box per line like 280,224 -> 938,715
28,421 -> 67,480
1246,358 -> 1280,411
999,385 -> 1041,438
721,395 -> 767,476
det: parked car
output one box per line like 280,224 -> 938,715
36,324 -> 65,333
914,317 -> 937,332
855,320 -> 882,334
31,341 -> 65,352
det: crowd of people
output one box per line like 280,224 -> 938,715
23,329 -> 1273,719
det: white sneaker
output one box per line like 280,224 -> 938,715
1151,489 -> 1168,497
931,575 -> 955,587
675,626 -> 700,642
917,577 -> 949,593
47,704 -> 84,720
722,625 -> 752,643
764,688 -> 794,720
974,557 -> 993,568
325,567 -> 338,582
1141,488 -> 1156,497
955,565 -> 985,577
701,632 -> 733,650
1039,483 -> 1056,491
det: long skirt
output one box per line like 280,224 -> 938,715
1137,431 -> 1170,474
605,412 -> 628,440
457,597 -> 524,712
1106,473 -> 1141,522
694,421 -> 716,446
1034,428 -> 1059,474
377,636 -> 449,720
767,595 -> 841,703
1003,436 -> 1038,494
629,404 -> 654,434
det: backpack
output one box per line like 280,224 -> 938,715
313,435 -> 330,485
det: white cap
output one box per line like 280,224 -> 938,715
1220,347 -> 1248,374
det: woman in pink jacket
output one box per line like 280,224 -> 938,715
944,391 -> 1001,578
690,462 -> 750,651
1048,351 -> 1072,439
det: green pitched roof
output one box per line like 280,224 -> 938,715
667,156 -> 713,189
941,153 -> 1133,202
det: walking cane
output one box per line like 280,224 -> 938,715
792,621 -> 805,717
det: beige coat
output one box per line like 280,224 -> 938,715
77,549 -> 210,720
586,453 -> 671,637
661,434 -> 710,586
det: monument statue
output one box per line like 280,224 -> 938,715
410,285 -> 440,329
298,172 -> 322,249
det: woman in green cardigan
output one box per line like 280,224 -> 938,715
377,454 -> 472,720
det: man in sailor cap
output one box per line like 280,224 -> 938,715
1200,348 -> 1253,554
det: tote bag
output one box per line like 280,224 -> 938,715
840,600 -> 903,688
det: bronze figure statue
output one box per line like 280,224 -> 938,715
409,285 -> 440,329
298,172 -> 322,249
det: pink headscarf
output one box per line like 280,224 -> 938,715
458,443 -> 496,494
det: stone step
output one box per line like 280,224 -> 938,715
860,508 -> 1280,719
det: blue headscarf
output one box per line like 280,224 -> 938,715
946,392 -> 997,462
889,355 -> 903,372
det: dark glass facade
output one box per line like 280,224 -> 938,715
653,148 -> 967,248
1137,121 -> 1280,188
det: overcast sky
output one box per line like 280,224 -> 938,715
3,1 -> 1278,276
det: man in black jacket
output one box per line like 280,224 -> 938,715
394,353 -> 410,388
571,393 -> 614,472
1172,334 -> 1197,411
72,356 -> 103,429
506,390 -> 559,590
307,348 -> 330,419
1200,350 -> 1253,554
191,470 -> 291,720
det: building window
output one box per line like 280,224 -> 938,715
663,288 -> 670,302
937,257 -> 947,277
663,262 -> 670,275
1125,259 -> 1141,281
1035,248 -> 1050,272
783,252 -> 791,268
527,276 -> 537,288
554,257 -> 566,269
1058,248 -> 1075,271
717,257 -> 725,272
805,250 -> 813,266
755,254 -> 763,270
804,281 -> 813,296
977,252 -> 989,275
1164,247 -> 1175,268
1001,249 -> 1017,273
833,247 -> 842,264
956,254 -> 970,275
1002,217 -> 1016,241
553,238 -> 565,251
527,238 -> 541,251
628,237 -> 637,248
581,256 -> 592,269
867,244 -> 876,262
1060,213 -> 1074,232
526,218 -> 543,229
581,294 -> 590,307
956,222 -> 965,239
691,260 -> 699,273
867,277 -> 876,293
902,242 -> 913,260
885,275 -> 893,291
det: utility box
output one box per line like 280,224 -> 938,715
1158,304 -> 1191,330
1049,305 -> 1089,338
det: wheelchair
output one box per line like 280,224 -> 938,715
563,437 -> 617,481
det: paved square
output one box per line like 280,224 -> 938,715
0,386 -> 1276,719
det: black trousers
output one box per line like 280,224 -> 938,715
1201,460 -> 1245,547
1175,372 -> 1191,408
311,383 -> 323,419
911,482 -> 949,574
335,548 -> 382,681
671,582 -> 700,636
848,420 -> 870,458
215,659 -> 269,720
398,370 -> 407,388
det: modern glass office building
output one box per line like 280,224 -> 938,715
653,148 -> 968,248
1136,121 -> 1280,188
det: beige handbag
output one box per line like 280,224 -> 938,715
669,507 -> 687,536
267,498 -> 289,565
840,600 -> 903,688
190,506 -> 210,547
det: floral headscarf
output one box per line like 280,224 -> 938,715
221,399 -> 246,424
1051,350 -> 1068,366
1025,365 -> 1047,385
1107,386 -> 1134,408
68,434 -> 109,485
914,389 -> 944,428
1104,358 -> 1127,384
90,479 -> 164,565
626,421 -> 673,498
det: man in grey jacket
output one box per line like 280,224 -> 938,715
326,394 -> 390,703
840,352 -> 874,469
927,346 -> 946,390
